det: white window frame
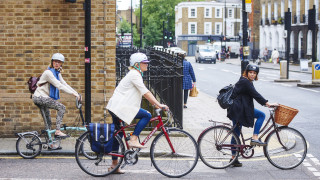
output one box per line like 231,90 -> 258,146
215,7 -> 222,18
204,22 -> 212,35
228,8 -> 234,18
189,7 -> 197,18
204,7 -> 212,18
188,22 -> 197,35
215,22 -> 222,35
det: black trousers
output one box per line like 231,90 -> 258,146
184,89 -> 189,104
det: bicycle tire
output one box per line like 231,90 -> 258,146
264,126 -> 307,169
150,128 -> 199,178
75,131 -> 125,177
198,126 -> 240,169
76,131 -> 98,160
16,133 -> 42,159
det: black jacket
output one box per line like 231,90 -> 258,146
227,77 -> 268,127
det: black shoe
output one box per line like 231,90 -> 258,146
250,139 -> 267,146
183,105 -> 187,108
230,158 -> 242,167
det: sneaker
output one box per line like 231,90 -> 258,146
229,158 -> 242,167
183,105 -> 187,108
250,139 -> 267,146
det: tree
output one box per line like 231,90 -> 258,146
143,16 -> 162,47
135,0 -> 204,47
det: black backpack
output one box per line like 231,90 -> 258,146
217,84 -> 234,109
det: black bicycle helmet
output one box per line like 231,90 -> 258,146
246,64 -> 259,74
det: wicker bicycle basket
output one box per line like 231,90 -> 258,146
274,104 -> 299,126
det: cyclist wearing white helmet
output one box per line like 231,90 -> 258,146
107,52 -> 169,174
227,64 -> 278,167
33,53 -> 81,138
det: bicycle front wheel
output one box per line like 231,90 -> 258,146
264,126 -> 307,169
150,128 -> 199,178
16,133 -> 42,159
75,131 -> 125,177
198,126 -> 240,169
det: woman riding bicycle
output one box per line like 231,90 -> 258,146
106,52 -> 169,173
33,53 -> 81,138
227,64 -> 277,167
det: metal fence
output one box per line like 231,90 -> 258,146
115,47 -> 184,129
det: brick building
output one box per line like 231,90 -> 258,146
0,0 -> 116,137
260,0 -> 320,62
175,0 -> 241,56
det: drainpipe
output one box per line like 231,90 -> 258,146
84,0 -> 91,124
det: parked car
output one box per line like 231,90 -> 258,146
195,45 -> 216,64
153,45 -> 164,50
166,47 -> 186,55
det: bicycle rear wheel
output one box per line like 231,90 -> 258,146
264,126 -> 307,169
198,126 -> 240,169
150,128 -> 198,178
75,131 -> 125,177
16,133 -> 42,159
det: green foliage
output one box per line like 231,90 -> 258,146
134,0 -> 203,47
119,19 -> 131,33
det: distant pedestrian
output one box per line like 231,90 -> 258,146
183,54 -> 196,108
263,48 -> 268,62
271,48 -> 279,64
227,64 -> 278,167
239,46 -> 243,61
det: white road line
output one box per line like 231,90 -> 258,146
208,67 -> 217,70
303,162 -> 312,167
276,83 -> 293,87
298,87 -> 320,93
308,167 -> 318,172
198,68 -> 205,71
313,172 -> 320,176
222,69 -> 230,72
308,154 -> 315,158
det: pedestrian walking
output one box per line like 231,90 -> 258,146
227,64 -> 278,167
271,48 -> 279,64
263,48 -> 268,62
32,53 -> 81,137
239,46 -> 243,61
183,53 -> 196,108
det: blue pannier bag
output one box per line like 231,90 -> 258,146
88,123 -> 115,153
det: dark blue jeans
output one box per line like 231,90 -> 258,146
231,108 -> 266,155
109,108 -> 151,160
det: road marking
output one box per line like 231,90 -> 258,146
313,172 -> 320,176
298,87 -> 320,93
221,69 -> 230,72
276,83 -> 293,87
308,154 -> 315,158
308,167 -> 318,172
303,162 -> 312,167
197,68 -> 205,71
208,67 -> 217,70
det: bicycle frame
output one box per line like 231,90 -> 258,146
109,112 -> 175,158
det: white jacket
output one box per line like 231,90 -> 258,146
107,70 -> 149,125
34,70 -> 77,98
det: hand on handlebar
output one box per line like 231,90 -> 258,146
266,102 -> 279,108
159,104 -> 169,111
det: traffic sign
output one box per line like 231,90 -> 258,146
315,64 -> 320,70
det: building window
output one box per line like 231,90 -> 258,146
228,9 -> 234,18
215,8 -> 222,18
204,8 -> 211,18
189,8 -> 197,18
204,22 -> 212,35
215,22 -> 222,35
188,22 -> 197,34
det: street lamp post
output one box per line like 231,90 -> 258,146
139,0 -> 142,48
131,0 -> 133,48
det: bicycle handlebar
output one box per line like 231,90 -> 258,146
76,95 -> 82,109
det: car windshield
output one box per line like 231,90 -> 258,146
199,49 -> 214,52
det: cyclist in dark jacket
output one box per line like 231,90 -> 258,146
227,64 -> 277,167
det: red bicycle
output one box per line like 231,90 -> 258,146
75,109 -> 199,178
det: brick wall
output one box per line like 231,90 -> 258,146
0,0 -> 116,137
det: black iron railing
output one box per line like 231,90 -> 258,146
115,47 -> 184,129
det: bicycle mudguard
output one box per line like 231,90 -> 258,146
16,131 -> 39,138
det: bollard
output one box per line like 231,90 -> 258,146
312,62 -> 320,84
241,59 -> 249,75
280,60 -> 287,79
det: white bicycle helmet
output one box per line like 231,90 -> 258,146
129,52 -> 149,66
51,53 -> 65,62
